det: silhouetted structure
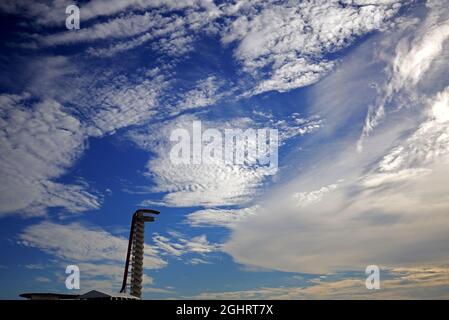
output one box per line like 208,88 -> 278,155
120,209 -> 160,298
20,208 -> 160,300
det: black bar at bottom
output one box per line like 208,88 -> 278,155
0,300 -> 446,318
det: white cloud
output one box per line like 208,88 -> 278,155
44,60 -> 170,136
182,234 -> 219,254
431,86 -> 449,123
5,1 -> 412,100
0,0 -> 219,26
222,7 -> 449,273
186,206 -> 258,227
27,1 -> 220,58
190,266 -> 449,299
89,4 -> 222,57
152,231 -> 218,262
78,0 -> 220,23
172,76 -> 224,116
359,0 -> 449,148
87,76 -> 168,136
18,220 -> 216,291
292,184 -> 339,207
222,0 -> 405,94
40,11 -> 171,46
17,221 -> 192,293
0,0 -> 71,26
11,0 -> 407,86
0,53 -> 173,217
0,93 -> 100,216
145,162 -> 273,207
38,9 -> 204,59
25,56 -> 78,99
187,257 -> 212,265
252,59 -> 334,95
130,110 -> 322,208
254,111 -> 323,141
130,115 -> 278,207
18,221 -> 167,269
76,262 -> 154,291
24,264 -> 47,270
375,86 -> 449,174
35,276 -> 51,283
224,91 -> 449,274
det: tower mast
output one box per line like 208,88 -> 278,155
120,209 -> 160,298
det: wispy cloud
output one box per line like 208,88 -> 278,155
1,0 -> 448,298
18,221 -> 167,291
171,76 -> 225,116
18,221 -> 166,268
153,231 -> 218,261
0,0 -> 219,27
23,1 -> 220,58
186,206 -> 258,227
0,93 -> 100,216
222,5 -> 449,274
224,89 -> 449,274
129,115 -> 277,207
359,0 -> 449,149
129,110 -> 321,208
7,0 -> 408,98
221,0 -> 407,95
190,266 -> 449,299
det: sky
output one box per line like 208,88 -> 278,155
0,0 -> 449,299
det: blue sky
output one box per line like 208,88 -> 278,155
1,0 -> 449,299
